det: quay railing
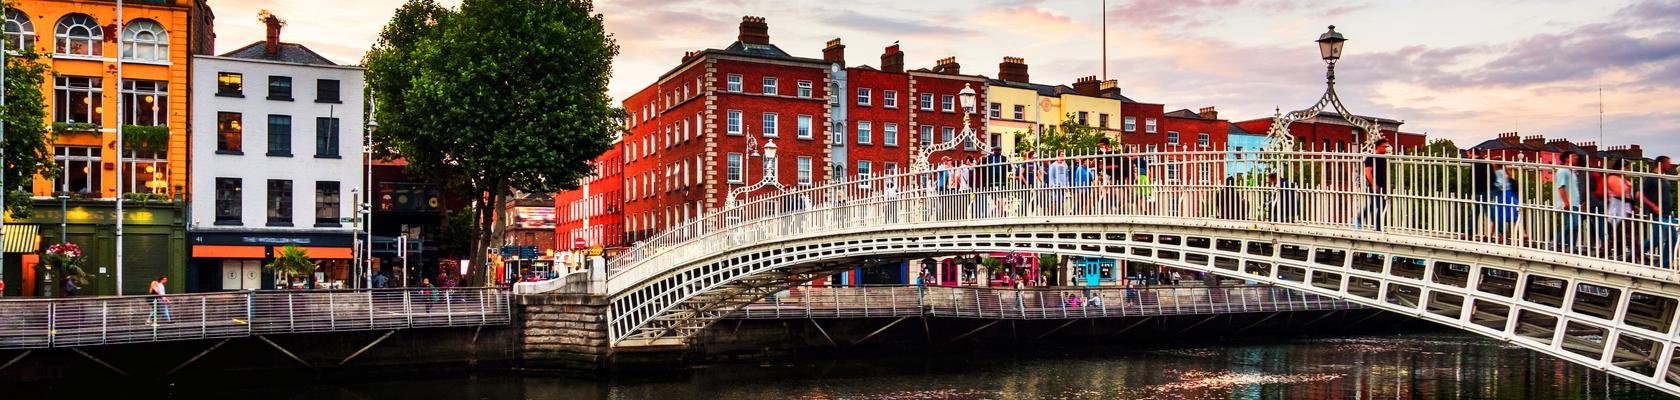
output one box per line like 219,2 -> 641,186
605,147 -> 1680,294
730,284 -> 1356,320
0,287 -> 512,350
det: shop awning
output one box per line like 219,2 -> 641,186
192,245 -> 267,259
3,224 -> 40,253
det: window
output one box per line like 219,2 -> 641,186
121,80 -> 168,126
920,125 -> 934,145
727,153 -> 743,183
797,80 -> 812,98
53,146 -> 102,194
726,74 -> 742,92
268,76 -> 293,100
1198,132 -> 1210,147
942,127 -> 955,143
316,181 -> 341,226
316,79 -> 341,103
917,93 -> 932,111
857,121 -> 872,145
761,112 -> 778,137
267,179 -> 293,226
1167,131 -> 1180,145
54,76 -> 102,123
964,134 -> 976,151
217,73 -> 243,97
989,102 -> 1001,118
762,76 -> 778,95
883,123 -> 899,147
316,117 -> 340,157
884,161 -> 899,175
883,90 -> 898,108
53,14 -> 101,56
1124,116 -> 1137,132
217,112 -> 243,153
1078,111 -> 1089,125
726,110 -> 742,134
797,115 -> 813,139
858,160 -> 872,181
1013,105 -> 1025,120
1145,118 -> 1158,133
4,9 -> 36,51
122,148 -> 166,194
857,87 -> 871,106
797,157 -> 812,185
215,178 -> 241,224
831,162 -> 845,183
121,19 -> 168,62
832,122 -> 844,145
267,115 -> 292,156
1099,113 -> 1110,128
941,95 -> 956,112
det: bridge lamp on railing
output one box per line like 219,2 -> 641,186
1263,25 -> 1379,155
914,83 -> 983,174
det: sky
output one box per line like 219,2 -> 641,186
212,0 -> 1680,157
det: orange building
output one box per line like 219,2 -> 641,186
2,0 -> 212,296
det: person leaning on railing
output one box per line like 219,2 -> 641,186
1643,156 -> 1678,268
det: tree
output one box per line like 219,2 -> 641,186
1014,113 -> 1107,157
265,245 -> 315,285
367,0 -> 620,284
2,48 -> 54,217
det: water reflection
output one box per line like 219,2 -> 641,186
177,333 -> 1670,399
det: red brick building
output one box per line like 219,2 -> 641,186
554,141 -> 623,253
840,43 -> 988,179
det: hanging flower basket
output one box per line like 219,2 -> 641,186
44,243 -> 89,285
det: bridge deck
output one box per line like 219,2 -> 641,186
0,288 -> 511,350
731,285 -> 1357,320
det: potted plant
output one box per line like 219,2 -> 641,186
265,245 -> 315,289
43,243 -> 88,297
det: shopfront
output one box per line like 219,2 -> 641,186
188,231 -> 353,292
13,199 -> 186,297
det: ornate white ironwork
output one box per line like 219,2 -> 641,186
1264,25 -> 1384,153
912,83 -> 984,174
726,137 -> 787,208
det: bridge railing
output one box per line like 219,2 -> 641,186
731,284 -> 1355,320
607,147 -> 1680,294
0,287 -> 511,350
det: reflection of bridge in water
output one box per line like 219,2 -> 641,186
524,149 -> 1680,395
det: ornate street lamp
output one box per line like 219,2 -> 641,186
1264,25 -> 1381,153
913,83 -> 983,173
726,135 -> 785,208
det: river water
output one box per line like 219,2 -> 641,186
141,332 -> 1680,399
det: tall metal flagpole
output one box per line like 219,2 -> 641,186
115,0 -> 126,295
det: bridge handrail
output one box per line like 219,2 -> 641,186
731,284 -> 1357,320
513,270 -> 588,294
604,147 -> 1680,294
0,287 -> 512,350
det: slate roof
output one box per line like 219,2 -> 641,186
1228,124 -> 1260,136
1164,109 -> 1203,119
220,41 -> 339,66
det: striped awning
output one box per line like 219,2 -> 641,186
3,224 -> 40,253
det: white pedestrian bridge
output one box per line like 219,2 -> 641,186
527,149 -> 1680,395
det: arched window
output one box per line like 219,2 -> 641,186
54,13 -> 101,56
122,18 -> 167,62
4,9 -> 34,51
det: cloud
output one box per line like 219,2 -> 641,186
819,10 -> 980,39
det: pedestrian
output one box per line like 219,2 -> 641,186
958,156 -> 976,219
1491,157 -> 1521,241
62,275 -> 79,297
1047,152 -> 1070,215
1645,156 -> 1678,268
1269,172 -> 1299,223
1171,271 -> 1181,286
1553,153 -> 1583,252
1358,138 -> 1392,231
1073,159 -> 1094,214
1466,150 -> 1494,240
147,275 -> 172,326
420,277 -> 438,312
373,269 -> 390,288
884,179 -> 900,224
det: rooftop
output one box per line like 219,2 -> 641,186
220,41 -> 339,66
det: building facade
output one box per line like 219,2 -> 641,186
186,18 -> 364,292
3,0 -> 212,296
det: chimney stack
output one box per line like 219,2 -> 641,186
998,56 -> 1028,82
1198,107 -> 1218,120
260,10 -> 284,56
1072,75 -> 1099,96
1522,135 -> 1545,148
932,56 -> 960,75
1496,132 -> 1520,144
822,38 -> 845,65
881,44 -> 904,73
1580,141 -> 1599,154
1098,79 -> 1120,96
738,16 -> 769,45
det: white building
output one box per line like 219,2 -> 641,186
188,20 -> 364,291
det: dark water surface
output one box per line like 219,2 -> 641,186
76,332 -> 1680,399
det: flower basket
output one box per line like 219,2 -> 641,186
44,243 -> 89,286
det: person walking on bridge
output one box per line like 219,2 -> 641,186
1358,139 -> 1392,231
147,275 -> 172,326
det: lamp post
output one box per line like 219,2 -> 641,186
364,113 -> 377,289
58,195 -> 68,244
726,134 -> 782,208
1263,25 -> 1380,153
913,83 -> 981,173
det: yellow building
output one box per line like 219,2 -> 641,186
3,0 -> 213,296
985,57 -> 1125,156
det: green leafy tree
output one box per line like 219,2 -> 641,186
367,0 -> 620,284
1014,113 -> 1107,157
2,48 -> 54,217
265,245 -> 316,282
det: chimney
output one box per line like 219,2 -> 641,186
1580,141 -> 1599,154
881,44 -> 904,73
822,38 -> 845,65
1198,107 -> 1218,120
1522,135 -> 1545,148
1072,75 -> 1099,96
260,10 -> 284,56
998,56 -> 1028,82
1496,132 -> 1520,144
932,56 -> 960,75
1098,79 -> 1120,96
738,16 -> 769,45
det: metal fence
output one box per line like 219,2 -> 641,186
0,287 -> 511,350
606,148 -> 1680,294
730,285 -> 1355,320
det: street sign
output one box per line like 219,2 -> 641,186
573,237 -> 586,249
